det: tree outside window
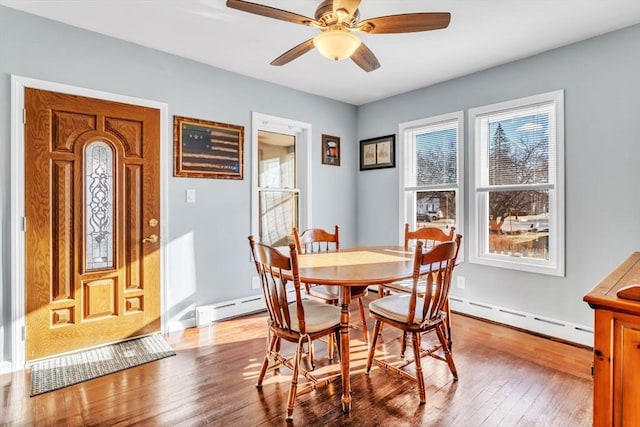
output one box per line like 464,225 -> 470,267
469,91 -> 564,276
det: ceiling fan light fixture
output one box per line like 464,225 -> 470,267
313,29 -> 361,61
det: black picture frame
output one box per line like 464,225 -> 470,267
359,134 -> 395,171
321,134 -> 341,166
173,115 -> 244,179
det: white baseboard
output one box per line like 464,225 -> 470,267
449,296 -> 594,347
0,361 -> 12,375
167,318 -> 195,333
173,288 -> 303,332
171,289 -> 593,348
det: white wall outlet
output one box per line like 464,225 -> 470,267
457,276 -> 466,289
251,276 -> 261,290
186,189 -> 196,203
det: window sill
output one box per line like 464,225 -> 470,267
469,253 -> 564,277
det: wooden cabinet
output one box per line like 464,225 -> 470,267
584,252 -> 640,426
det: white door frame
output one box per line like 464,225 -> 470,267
250,112 -> 313,239
10,75 -> 170,371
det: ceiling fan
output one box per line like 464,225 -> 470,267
226,0 -> 451,72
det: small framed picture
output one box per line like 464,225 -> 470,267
173,115 -> 244,179
321,134 -> 340,166
359,134 -> 395,170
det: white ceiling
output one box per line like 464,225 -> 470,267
3,0 -> 640,106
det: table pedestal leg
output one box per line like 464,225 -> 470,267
340,287 -> 352,413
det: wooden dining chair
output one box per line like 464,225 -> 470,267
379,224 -> 458,353
379,224 -> 456,295
248,236 -> 341,422
293,226 -> 370,346
365,237 -> 461,404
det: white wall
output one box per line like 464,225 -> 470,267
356,24 -> 640,331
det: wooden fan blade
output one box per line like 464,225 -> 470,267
350,42 -> 380,72
270,39 -> 315,66
333,0 -> 361,17
226,0 -> 317,26
358,12 -> 451,34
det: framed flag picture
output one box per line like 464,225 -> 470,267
174,115 -> 244,179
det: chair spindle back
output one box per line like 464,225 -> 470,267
404,223 -> 455,251
248,236 -> 306,334
293,225 -> 339,254
408,235 -> 461,326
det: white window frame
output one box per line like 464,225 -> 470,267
468,90 -> 565,276
398,111 -> 464,252
251,112 -> 312,249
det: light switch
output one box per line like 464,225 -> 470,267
186,189 -> 196,203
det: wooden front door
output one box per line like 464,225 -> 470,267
24,88 -> 161,361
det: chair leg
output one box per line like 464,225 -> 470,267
444,298 -> 453,349
401,331 -> 427,357
411,332 -> 427,404
377,286 -> 386,334
365,319 -> 382,374
309,339 -> 315,369
325,298 -> 340,360
257,333 -> 278,389
285,337 -> 304,422
357,297 -> 369,343
436,325 -> 458,380
275,337 -> 282,375
400,331 -> 408,358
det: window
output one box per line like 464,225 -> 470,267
257,131 -> 297,246
251,113 -> 311,249
399,111 -> 463,246
469,90 -> 564,276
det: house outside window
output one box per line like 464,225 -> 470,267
399,111 -> 463,248
468,90 -> 565,276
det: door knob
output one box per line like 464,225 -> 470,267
142,234 -> 158,243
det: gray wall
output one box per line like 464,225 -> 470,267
0,6 -> 357,365
356,24 -> 640,327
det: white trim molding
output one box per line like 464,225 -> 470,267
167,289 -> 304,332
449,296 -> 593,347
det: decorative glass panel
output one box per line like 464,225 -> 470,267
85,141 -> 114,270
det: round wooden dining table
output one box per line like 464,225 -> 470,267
294,246 -> 416,413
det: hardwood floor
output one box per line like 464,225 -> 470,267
1,296 -> 593,426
